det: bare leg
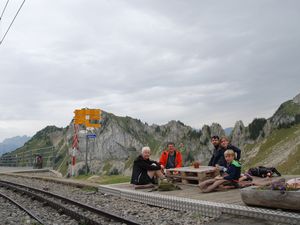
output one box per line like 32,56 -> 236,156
147,170 -> 165,179
239,173 -> 253,182
147,171 -> 155,178
199,178 -> 215,190
154,170 -> 165,179
239,175 -> 247,182
202,179 -> 227,193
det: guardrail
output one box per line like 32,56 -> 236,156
0,146 -> 56,168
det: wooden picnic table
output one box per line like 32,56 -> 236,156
166,166 -> 218,185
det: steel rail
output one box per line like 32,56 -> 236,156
0,179 -> 141,225
0,191 -> 46,225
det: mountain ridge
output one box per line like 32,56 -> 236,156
2,93 -> 300,175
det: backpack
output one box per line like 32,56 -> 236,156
157,179 -> 181,191
248,166 -> 281,178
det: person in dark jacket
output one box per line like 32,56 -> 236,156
131,146 -> 165,185
214,136 -> 241,168
222,151 -> 241,182
208,135 -> 221,167
199,149 -> 241,193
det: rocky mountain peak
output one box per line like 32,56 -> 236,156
231,120 -> 247,147
293,93 -> 300,104
270,98 -> 300,129
200,125 -> 210,145
199,123 -> 224,145
210,123 -> 225,137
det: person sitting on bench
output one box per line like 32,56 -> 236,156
199,149 -> 241,193
131,146 -> 165,186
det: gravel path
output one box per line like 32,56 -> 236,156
0,175 -> 214,225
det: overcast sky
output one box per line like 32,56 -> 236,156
0,0 -> 299,141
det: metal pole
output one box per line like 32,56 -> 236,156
91,137 -> 95,165
85,130 -> 88,174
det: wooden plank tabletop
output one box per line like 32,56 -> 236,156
166,166 -> 216,173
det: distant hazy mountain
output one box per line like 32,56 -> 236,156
0,135 -> 31,156
224,127 -> 233,136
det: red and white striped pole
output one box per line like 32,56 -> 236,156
71,148 -> 76,176
71,124 -> 79,176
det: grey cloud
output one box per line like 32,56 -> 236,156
0,0 -> 299,140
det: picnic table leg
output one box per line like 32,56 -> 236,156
181,172 -> 189,184
214,168 -> 220,177
197,172 -> 206,184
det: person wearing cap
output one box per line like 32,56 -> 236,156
159,142 -> 183,170
208,135 -> 221,167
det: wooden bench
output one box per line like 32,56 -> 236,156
166,166 -> 218,185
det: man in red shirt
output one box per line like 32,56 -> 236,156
159,142 -> 183,171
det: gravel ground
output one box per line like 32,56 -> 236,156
205,214 -> 289,225
0,195 -> 39,225
0,175 -> 214,225
0,187 -> 79,225
11,171 -> 61,178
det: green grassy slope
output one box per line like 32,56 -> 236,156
243,124 -> 300,174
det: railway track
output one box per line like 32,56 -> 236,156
0,191 -> 45,225
0,174 -> 213,225
0,179 -> 142,225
